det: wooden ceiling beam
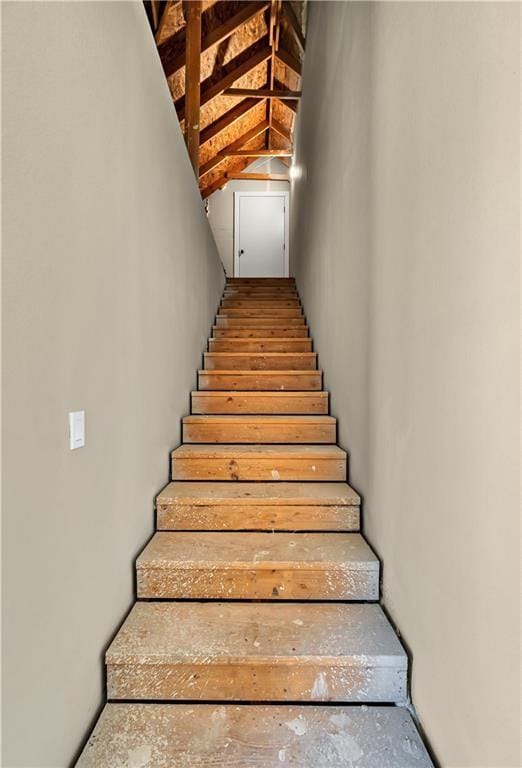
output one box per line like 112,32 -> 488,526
282,1 -> 305,53
184,0 -> 202,174
155,1 -> 181,44
224,88 -> 301,100
277,98 -> 298,113
160,1 -> 270,78
271,118 -> 292,142
199,120 -> 269,179
275,46 -> 302,77
176,42 -> 272,122
225,149 -> 293,157
199,98 -> 260,147
201,175 -> 228,199
226,172 -> 289,181
266,0 -> 281,148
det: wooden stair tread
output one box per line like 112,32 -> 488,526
204,352 -> 317,371
215,317 -> 306,325
212,326 -> 310,337
198,370 -> 323,391
183,415 -> 335,424
208,338 -> 312,351
77,703 -> 434,768
136,532 -> 379,599
191,391 -> 328,414
199,368 -> 321,373
157,481 -> 360,507
107,602 -> 406,666
138,532 -> 377,570
172,444 -> 345,459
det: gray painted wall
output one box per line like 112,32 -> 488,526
292,3 -> 520,766
2,3 -> 224,765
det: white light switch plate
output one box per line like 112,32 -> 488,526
69,411 -> 85,450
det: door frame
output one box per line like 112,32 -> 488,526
233,191 -> 290,277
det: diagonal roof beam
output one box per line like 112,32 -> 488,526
271,117 -> 292,143
176,42 -> 272,122
199,120 -> 268,179
159,1 -> 270,79
199,98 -> 260,147
224,88 -> 301,100
275,46 -> 302,77
282,1 -> 305,53
201,175 -> 229,199
155,1 -> 182,43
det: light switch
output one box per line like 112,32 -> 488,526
69,411 -> 85,450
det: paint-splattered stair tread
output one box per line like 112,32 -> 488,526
106,602 -> 407,701
76,704 -> 434,767
136,531 -> 379,599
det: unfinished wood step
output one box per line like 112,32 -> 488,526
223,289 -> 298,297
199,369 -> 322,391
227,277 -> 295,284
183,415 -> 336,444
221,299 -> 301,308
209,337 -> 312,352
213,325 -> 310,338
137,532 -> 378,600
215,316 -> 306,327
106,602 -> 407,702
191,390 -> 328,414
204,352 -> 317,371
218,308 -> 303,317
220,299 -> 302,314
171,444 -> 346,481
156,481 -> 360,531
76,703 -> 434,768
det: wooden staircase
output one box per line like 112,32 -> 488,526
77,278 -> 433,767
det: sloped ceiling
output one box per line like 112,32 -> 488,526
144,1 -> 306,198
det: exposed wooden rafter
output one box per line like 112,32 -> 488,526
159,1 -> 270,79
184,1 -> 202,173
282,1 -> 305,52
175,42 -> 272,122
199,98 -> 260,147
226,149 -> 293,157
275,46 -> 302,77
144,0 -> 306,197
199,121 -> 269,179
226,172 -> 289,181
271,118 -> 292,143
224,88 -> 301,100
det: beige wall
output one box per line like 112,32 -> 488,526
207,158 -> 290,275
292,3 -> 520,767
1,2 -> 224,766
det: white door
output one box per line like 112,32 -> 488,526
234,192 -> 289,277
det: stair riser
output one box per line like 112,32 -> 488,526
213,327 -> 310,337
107,664 -> 406,703
209,339 -> 312,352
191,392 -> 328,414
183,423 -> 336,443
198,372 -> 322,390
137,568 -> 378,600
218,309 -> 303,317
204,354 -> 317,371
156,503 -> 360,531
171,457 -> 346,481
215,317 -> 306,327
